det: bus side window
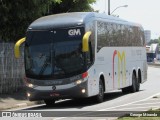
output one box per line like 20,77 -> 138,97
89,41 -> 93,63
85,21 -> 95,63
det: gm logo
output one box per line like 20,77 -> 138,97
68,29 -> 81,36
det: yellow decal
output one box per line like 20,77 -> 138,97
112,50 -> 126,88
117,51 -> 126,87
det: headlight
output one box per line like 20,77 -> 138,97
27,83 -> 37,88
28,83 -> 34,88
75,80 -> 82,85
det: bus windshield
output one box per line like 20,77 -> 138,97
25,28 -> 86,79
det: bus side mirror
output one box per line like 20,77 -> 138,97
14,37 -> 26,58
82,31 -> 92,52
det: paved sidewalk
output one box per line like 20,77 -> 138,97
0,90 -> 43,111
148,62 -> 160,67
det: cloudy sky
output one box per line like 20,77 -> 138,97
92,0 -> 160,39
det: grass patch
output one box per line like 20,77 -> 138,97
118,117 -> 160,120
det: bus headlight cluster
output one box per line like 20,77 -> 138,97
27,83 -> 37,88
75,80 -> 82,85
28,83 -> 34,88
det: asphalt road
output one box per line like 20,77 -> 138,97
11,66 -> 160,119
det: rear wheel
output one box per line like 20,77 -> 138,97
122,72 -> 140,93
44,99 -> 55,106
95,79 -> 104,103
128,73 -> 137,93
136,76 -> 140,92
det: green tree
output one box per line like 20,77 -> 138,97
48,0 -> 96,14
148,39 -> 158,45
158,36 -> 160,45
0,0 -> 95,42
0,0 -> 55,42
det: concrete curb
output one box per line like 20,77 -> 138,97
0,101 -> 44,111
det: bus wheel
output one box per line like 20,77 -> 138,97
44,99 -> 55,106
129,73 -> 137,93
136,76 -> 140,92
96,79 -> 104,103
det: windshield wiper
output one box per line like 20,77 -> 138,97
39,56 -> 50,75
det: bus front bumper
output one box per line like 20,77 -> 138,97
26,81 -> 88,101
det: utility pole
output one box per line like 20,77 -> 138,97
111,5 -> 128,15
105,0 -> 106,13
108,0 -> 110,15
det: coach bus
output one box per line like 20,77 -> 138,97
14,12 -> 147,106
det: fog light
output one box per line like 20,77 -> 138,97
27,93 -> 31,97
76,80 -> 82,85
81,89 -> 85,93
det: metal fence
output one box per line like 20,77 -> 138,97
0,43 -> 24,94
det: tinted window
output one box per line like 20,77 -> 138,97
85,21 -> 96,62
97,21 -> 145,51
25,27 -> 86,79
25,31 -> 52,78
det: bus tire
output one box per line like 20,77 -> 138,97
95,79 -> 104,103
44,99 -> 55,106
136,76 -> 140,92
128,72 -> 137,93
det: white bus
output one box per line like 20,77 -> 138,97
14,12 -> 147,106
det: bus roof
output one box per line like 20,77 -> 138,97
28,12 -> 143,30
